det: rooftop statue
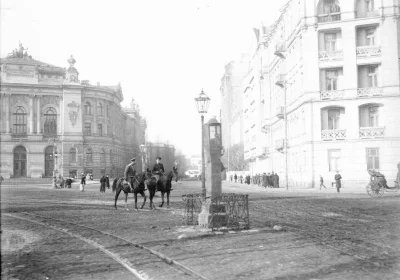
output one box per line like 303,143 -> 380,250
6,42 -> 32,59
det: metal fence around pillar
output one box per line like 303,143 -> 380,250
209,193 -> 250,231
182,193 -> 203,225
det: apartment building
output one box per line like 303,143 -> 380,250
237,0 -> 400,188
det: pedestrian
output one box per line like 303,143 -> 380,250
239,175 -> 243,184
272,172 -> 278,188
80,173 -> 86,192
334,171 -> 342,193
262,173 -> 267,188
275,173 -> 280,188
106,174 -> 110,189
230,175 -> 233,182
319,175 -> 326,190
0,175 -> 4,187
246,174 -> 251,185
173,161 -> 179,183
66,177 -> 72,188
124,158 -> 137,192
100,175 -> 106,193
234,173 -> 237,183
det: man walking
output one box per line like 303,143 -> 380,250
100,175 -> 106,193
319,175 -> 326,190
334,171 -> 342,193
80,173 -> 86,192
124,158 -> 136,192
106,174 -> 110,189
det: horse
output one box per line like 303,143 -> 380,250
112,172 -> 147,210
145,170 -> 174,208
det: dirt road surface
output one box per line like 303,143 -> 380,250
1,180 -> 399,279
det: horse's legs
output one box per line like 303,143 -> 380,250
159,192 -> 165,207
125,193 -> 130,210
167,191 -> 170,208
114,187 -> 122,209
140,192 -> 147,209
134,193 -> 138,210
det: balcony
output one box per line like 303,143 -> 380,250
317,12 -> 341,23
11,133 -> 28,139
276,106 -> 284,119
357,87 -> 383,97
275,139 -> 285,151
262,146 -> 270,156
275,41 -> 286,59
359,127 -> 385,138
321,129 -> 346,140
319,50 -> 343,61
320,90 -> 344,100
355,10 -> 379,18
356,46 -> 381,58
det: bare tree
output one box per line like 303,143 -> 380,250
223,143 -> 247,171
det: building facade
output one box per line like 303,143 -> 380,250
223,0 -> 400,188
144,142 -> 175,172
0,47 -> 146,179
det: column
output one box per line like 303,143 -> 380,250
29,95 -> 34,134
57,96 -> 62,135
6,94 -> 10,134
36,95 -> 41,134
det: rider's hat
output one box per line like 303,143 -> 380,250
156,157 -> 161,160
130,158 -> 136,162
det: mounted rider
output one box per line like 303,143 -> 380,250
124,158 -> 136,192
152,157 -> 164,191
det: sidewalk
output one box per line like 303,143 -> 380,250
222,181 -> 369,194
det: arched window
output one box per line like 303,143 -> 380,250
70,148 -> 77,163
97,103 -> 103,116
44,107 -> 57,135
84,102 -> 91,115
100,149 -> 105,163
86,148 -> 93,163
13,106 -> 27,135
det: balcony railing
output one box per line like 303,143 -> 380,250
359,127 -> 385,138
275,74 -> 285,87
319,50 -> 343,61
320,90 -> 344,100
356,45 -> 381,57
321,129 -> 346,140
357,87 -> 383,97
318,12 -> 341,23
355,10 -> 379,18
11,133 -> 28,139
275,41 -> 286,53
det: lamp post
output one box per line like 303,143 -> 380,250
140,144 -> 147,172
48,137 -> 58,189
194,89 -> 210,198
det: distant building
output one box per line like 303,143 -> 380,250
0,46 -> 146,179
145,142 -> 175,172
221,0 -> 400,188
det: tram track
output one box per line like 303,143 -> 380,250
3,212 -> 210,280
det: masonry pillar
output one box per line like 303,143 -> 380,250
29,95 -> 34,134
36,95 -> 41,134
6,94 -> 10,133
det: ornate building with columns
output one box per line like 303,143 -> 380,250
0,46 -> 146,179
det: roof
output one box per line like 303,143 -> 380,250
0,57 -> 63,69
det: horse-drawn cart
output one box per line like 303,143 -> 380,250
366,170 -> 400,197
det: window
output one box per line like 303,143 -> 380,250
368,66 -> 378,87
328,109 -> 340,129
44,107 -> 57,135
13,106 -> 27,135
86,148 -> 92,163
84,122 -> 91,136
328,149 -> 341,171
366,28 -> 375,46
70,148 -> 77,163
366,0 -> 374,12
84,102 -> 91,115
100,149 -> 105,163
359,104 -> 381,127
97,124 -> 102,136
326,70 -> 339,90
324,33 -> 336,51
97,103 -> 103,116
366,148 -> 379,170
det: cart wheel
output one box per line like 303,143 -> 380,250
367,182 -> 384,197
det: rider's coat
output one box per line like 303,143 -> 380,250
152,163 -> 165,175
124,163 -> 136,180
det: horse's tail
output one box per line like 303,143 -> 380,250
112,178 -> 119,192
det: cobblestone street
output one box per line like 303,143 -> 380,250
1,181 -> 399,279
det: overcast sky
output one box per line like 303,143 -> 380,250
1,0 -> 283,156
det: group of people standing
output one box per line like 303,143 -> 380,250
230,172 -> 280,188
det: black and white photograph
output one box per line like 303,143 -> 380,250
1,0 -> 400,279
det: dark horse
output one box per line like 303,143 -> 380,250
112,172 -> 147,210
145,170 -> 174,209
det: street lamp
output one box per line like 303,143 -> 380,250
48,137 -> 58,189
194,89 -> 210,198
139,144 -> 147,172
